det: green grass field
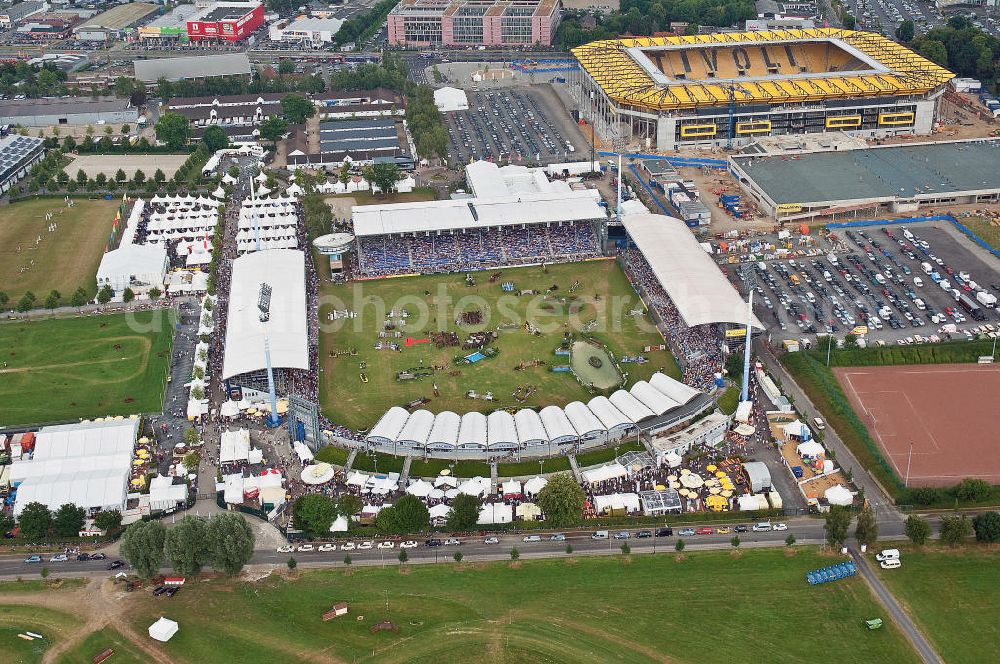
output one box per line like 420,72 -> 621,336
318,260 -> 679,429
115,549 -> 918,664
961,216 -> 1000,251
0,311 -> 175,426
57,627 -> 147,664
0,604 -> 81,664
875,546 -> 1000,664
0,198 -> 120,305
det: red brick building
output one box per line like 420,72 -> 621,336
187,2 -> 263,43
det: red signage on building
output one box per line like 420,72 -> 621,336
187,3 -> 263,43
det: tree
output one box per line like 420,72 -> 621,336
904,515 -> 932,546
69,287 -> 88,307
96,284 -> 113,304
17,291 -> 36,313
0,512 -> 14,534
398,548 -> 408,564
824,506 -> 852,549
164,515 -> 210,576
446,494 -> 480,531
972,511 -> 1000,543
785,533 -> 796,547
155,112 -> 191,150
343,554 -> 352,565
183,426 -> 200,446
0,291 -> 7,308
182,451 -> 201,470
955,478 -> 991,503
536,473 -> 586,528
336,494 -> 362,525
895,19 -> 915,43
620,542 -> 631,555
362,162 -> 402,195
375,507 -> 400,535
854,504 -> 878,549
287,556 -> 297,571
154,168 -> 166,183
206,513 -> 255,575
120,520 -> 166,579
292,494 -> 338,537
730,535 -> 741,550
281,94 -> 316,124
122,287 -> 135,303
918,39 -> 949,67
132,169 -> 146,186
94,510 -> 122,533
63,135 -> 77,152
259,117 -> 289,147
40,567 -> 49,579
148,287 -> 161,300
202,125 -> 230,152
17,502 -> 52,540
76,169 -> 88,184
453,551 -> 463,562
95,172 -> 108,188
53,503 -> 86,537
121,124 -> 131,136
278,59 -> 296,76
44,290 -> 60,309
510,547 -> 520,561
114,168 -> 126,183
130,86 -> 147,108
939,514 -> 973,547
392,494 -> 429,534
675,538 -> 685,552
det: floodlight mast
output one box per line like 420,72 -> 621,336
740,265 -> 754,403
258,282 -> 279,426
250,173 -> 260,253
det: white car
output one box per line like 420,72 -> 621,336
444,538 -> 461,546
773,523 -> 788,531
318,543 -> 337,552
296,544 -> 315,552
484,536 -> 500,545
400,541 -> 418,549
276,545 -> 293,553
357,541 -> 373,550
522,535 -> 542,542
49,554 -> 68,562
340,542 -> 356,551
377,541 -> 395,550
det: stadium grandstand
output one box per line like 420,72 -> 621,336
363,371 -> 710,452
222,249 -> 310,399
571,28 -> 953,151
350,161 -> 606,277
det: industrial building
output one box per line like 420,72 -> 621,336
137,3 -> 201,44
288,117 -> 412,170
571,28 -> 954,151
0,134 -> 44,195
186,1 -> 263,42
0,1 -> 45,28
387,0 -> 561,48
268,15 -> 343,45
133,53 -> 253,83
0,96 -> 137,127
730,139 -> 1000,221
313,88 -> 403,119
72,2 -> 159,41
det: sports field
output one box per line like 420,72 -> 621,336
876,546 -> 1000,664
0,311 -> 175,426
318,260 -> 680,429
0,198 -> 120,305
834,364 -> 1000,486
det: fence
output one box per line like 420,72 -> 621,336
825,214 -> 1000,260
600,151 -> 729,169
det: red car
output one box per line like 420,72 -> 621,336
695,527 -> 713,535
945,266 -> 954,275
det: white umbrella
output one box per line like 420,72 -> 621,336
445,488 -> 460,499
427,488 -> 445,500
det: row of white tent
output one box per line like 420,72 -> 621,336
149,194 -> 222,206
366,372 -> 701,450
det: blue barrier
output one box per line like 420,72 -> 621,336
825,215 -> 1000,260
599,151 -> 729,168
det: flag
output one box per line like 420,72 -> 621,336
122,192 -> 127,204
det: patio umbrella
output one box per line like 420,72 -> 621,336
709,487 -> 721,495
138,437 -> 150,445
667,475 -> 678,482
655,484 -> 665,491
706,465 -> 717,472
715,471 -> 727,478
680,468 -> 690,475
670,481 -> 680,489
721,490 -> 733,497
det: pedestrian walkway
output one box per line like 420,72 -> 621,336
568,454 -> 581,482
344,449 -> 358,472
399,457 -> 412,486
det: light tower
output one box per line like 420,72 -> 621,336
258,283 -> 280,427
740,264 -> 754,403
249,173 -> 261,253
612,136 -> 626,220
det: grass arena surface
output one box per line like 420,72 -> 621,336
102,550 -> 917,663
318,260 -> 680,430
0,311 -> 175,426
875,546 -> 1000,664
834,364 -> 1000,487
0,198 -> 120,303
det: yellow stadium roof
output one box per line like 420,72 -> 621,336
572,29 -> 954,112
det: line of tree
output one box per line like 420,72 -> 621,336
332,0 -> 398,47
14,502 -> 122,540
556,0 -> 756,49
154,71 -> 325,103
405,85 -> 449,161
291,494 -> 363,537
120,513 -> 255,578
0,61 -> 68,98
911,16 -> 1000,89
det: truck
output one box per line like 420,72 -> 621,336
957,292 -> 985,320
976,291 -> 998,307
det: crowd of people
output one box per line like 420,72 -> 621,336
354,221 -> 601,278
621,248 -> 724,391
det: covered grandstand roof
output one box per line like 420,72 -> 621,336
487,410 -> 517,448
586,396 -> 632,431
368,406 -> 410,444
572,29 -> 953,111
564,401 -> 606,437
630,380 -> 678,416
622,212 -> 764,329
397,409 -> 434,447
352,191 -> 605,237
650,371 -> 700,404
427,411 -> 460,448
540,405 -> 577,443
514,408 -> 547,446
222,249 -> 309,380
458,412 -> 488,447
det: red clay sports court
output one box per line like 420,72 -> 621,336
834,363 -> 1000,487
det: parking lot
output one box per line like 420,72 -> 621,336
443,87 -> 586,166
731,222 -> 1000,345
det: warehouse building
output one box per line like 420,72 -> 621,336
72,2 -> 159,41
134,53 -> 252,83
0,96 -> 137,127
0,134 -> 45,195
0,1 -> 45,28
137,3 -> 200,44
268,15 -> 343,46
387,0 -> 560,48
571,28 -> 953,151
288,117 -> 412,170
186,1 -> 263,43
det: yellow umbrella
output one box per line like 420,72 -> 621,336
130,478 -> 144,487
670,481 -> 680,489
715,471 -> 727,478
132,460 -> 144,466
138,437 -> 150,445
440,469 -> 451,476
655,484 -> 665,491
114,415 -> 124,421
247,408 -> 258,415
666,475 -> 678,482
706,464 -> 717,472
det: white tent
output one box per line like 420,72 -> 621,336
406,479 -> 434,498
581,463 -> 628,484
501,479 -> 522,497
523,476 -> 547,495
219,429 -> 251,463
825,484 -> 854,506
796,440 -> 826,458
429,503 -> 451,520
737,494 -> 761,511
330,515 -> 349,532
592,492 -> 641,514
783,420 -> 811,439
148,475 -> 188,512
292,441 -> 314,463
148,617 -> 178,642
458,476 -> 490,497
664,451 -> 682,468
477,502 -> 513,524
434,474 -> 458,488
434,86 -> 469,112
96,244 -> 169,294
346,470 -> 367,487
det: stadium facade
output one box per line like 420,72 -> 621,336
571,29 -> 954,151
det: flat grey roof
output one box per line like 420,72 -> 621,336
732,139 -> 1000,204
134,53 -> 252,82
319,118 -> 395,131
0,96 -> 130,117
319,138 -> 400,152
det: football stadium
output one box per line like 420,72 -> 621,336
571,28 -> 954,151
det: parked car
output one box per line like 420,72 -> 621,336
107,560 -> 125,570
276,545 -> 293,553
880,559 -> 901,569
24,555 -> 42,564
522,535 -> 542,542
773,523 -> 788,531
318,543 -> 336,552
152,586 -> 168,596
549,533 -> 566,541
715,526 -> 732,534
296,544 -> 315,552
655,527 -> 674,537
483,536 -> 500,545
341,542 -> 356,551
76,553 -> 90,561
425,538 -> 443,547
165,587 -> 181,597
49,554 -> 68,562
444,538 -> 461,546
613,531 -> 630,540
752,522 -> 773,532
358,541 -> 374,550
377,541 -> 394,549
677,528 -> 696,536
734,525 -> 749,533
400,541 -> 417,549
694,527 -> 713,535
636,530 -> 652,539
90,553 -> 107,560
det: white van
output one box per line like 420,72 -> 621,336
880,559 -> 902,569
921,262 -> 933,274
913,277 -> 923,288
874,274 -> 886,285
875,549 -> 900,562
591,530 -> 609,540
914,299 -> 926,310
